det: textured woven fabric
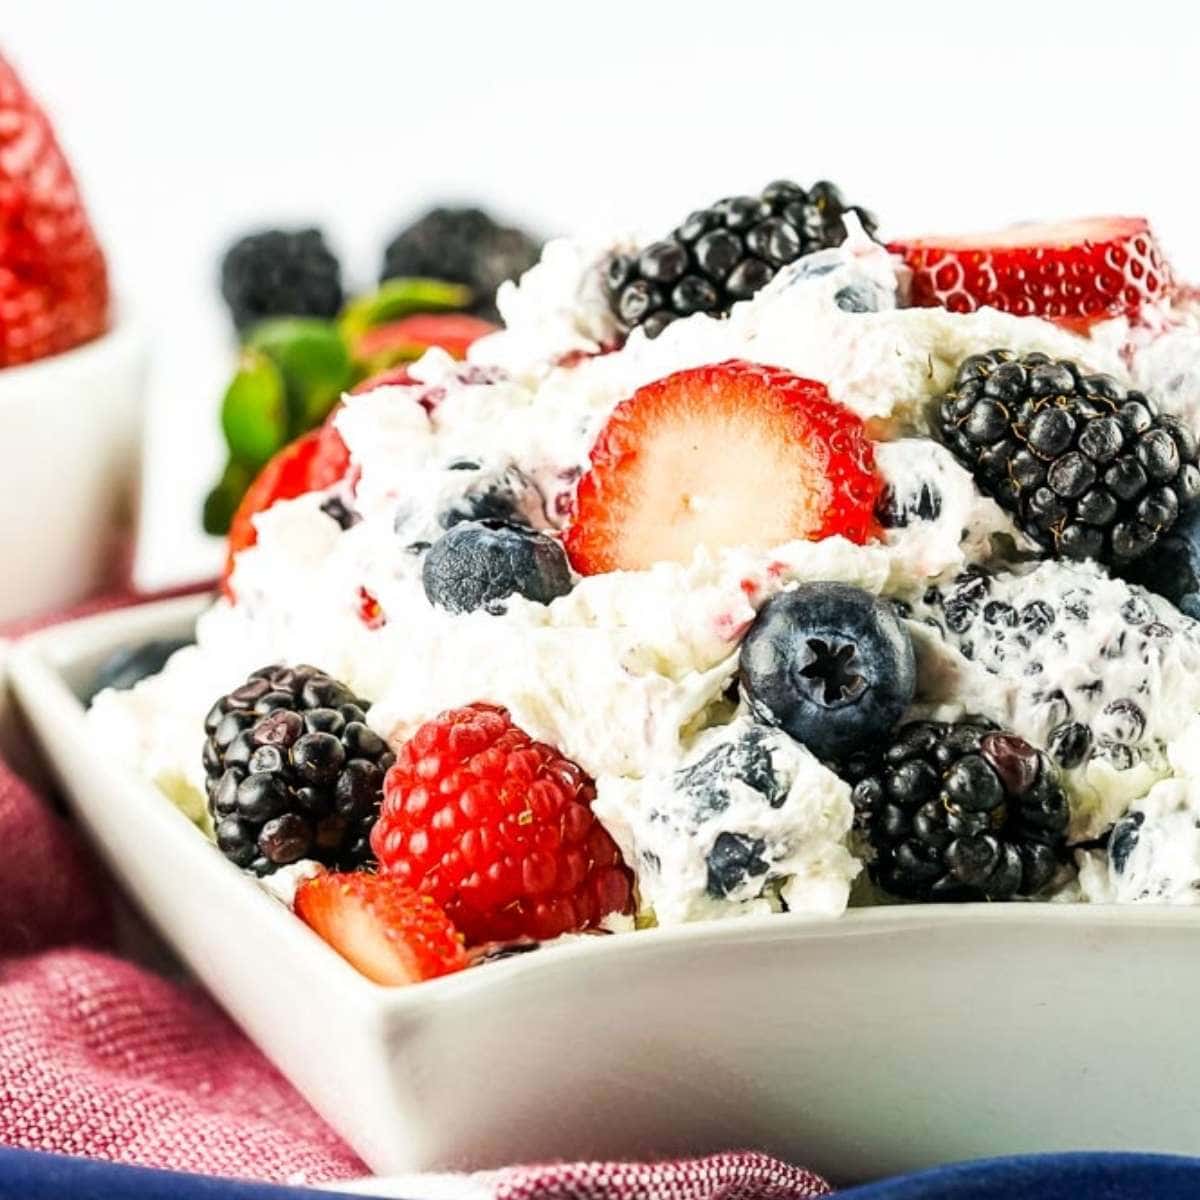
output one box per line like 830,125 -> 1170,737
491,1154 -> 832,1200
0,746 -> 367,1185
0,592 -> 833,1195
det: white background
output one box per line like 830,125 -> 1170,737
4,0 -> 1200,585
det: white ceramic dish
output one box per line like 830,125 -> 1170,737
0,317 -> 146,624
9,595 -> 1200,1184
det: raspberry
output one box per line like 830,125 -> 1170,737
372,704 -> 634,944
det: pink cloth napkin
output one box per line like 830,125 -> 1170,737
0,593 -> 832,1196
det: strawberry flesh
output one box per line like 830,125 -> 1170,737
565,359 -> 881,575
888,216 -> 1173,328
295,872 -> 468,986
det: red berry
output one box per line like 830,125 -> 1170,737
295,872 -> 468,986
353,312 -> 498,365
350,364 -> 416,394
564,359 -> 882,576
357,585 -> 386,629
0,55 -> 109,366
372,703 -> 634,945
221,417 -> 350,598
888,216 -> 1173,329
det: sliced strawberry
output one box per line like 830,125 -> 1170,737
353,312 -> 498,366
350,364 -> 416,394
221,418 -> 350,598
564,359 -> 881,575
295,873 -> 468,986
888,216 -> 1173,328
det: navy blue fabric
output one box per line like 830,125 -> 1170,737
839,1152 -> 1200,1199
0,1147 -> 380,1200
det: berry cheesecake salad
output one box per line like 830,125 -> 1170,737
92,179 -> 1200,986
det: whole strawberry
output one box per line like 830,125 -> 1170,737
372,703 -> 634,944
0,55 -> 108,367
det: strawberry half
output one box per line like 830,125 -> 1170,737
565,359 -> 881,575
221,417 -> 350,598
295,872 -> 468,986
888,216 -> 1173,328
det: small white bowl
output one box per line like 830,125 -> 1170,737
9,596 -> 1200,1184
0,318 -> 146,624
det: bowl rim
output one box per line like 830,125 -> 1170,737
10,593 -> 1200,1021
0,308 -> 142,400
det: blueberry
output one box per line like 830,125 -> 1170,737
1109,811 -> 1145,874
780,252 -> 840,281
423,520 -> 573,615
705,832 -> 769,899
982,601 -> 1017,629
834,282 -> 884,313
87,637 -> 192,703
438,465 -> 549,531
738,584 -> 916,761
319,496 -> 360,530
1096,698 -> 1146,744
675,726 -> 787,820
1020,600 -> 1056,636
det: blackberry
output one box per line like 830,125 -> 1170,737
604,179 -> 878,339
220,228 -> 343,333
847,718 -> 1070,901
203,665 -> 394,875
936,350 -> 1200,566
380,206 -> 542,321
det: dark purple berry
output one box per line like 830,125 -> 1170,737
202,664 -> 391,876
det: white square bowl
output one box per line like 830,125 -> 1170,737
0,317 -> 146,624
9,596 -> 1200,1184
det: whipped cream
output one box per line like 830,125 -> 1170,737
903,560 -> 1200,839
595,717 -> 858,926
91,226 -> 1200,921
